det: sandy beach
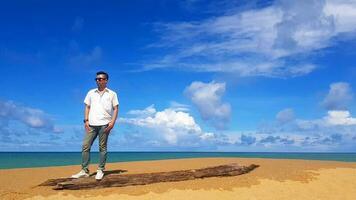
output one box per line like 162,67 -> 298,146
1,157 -> 356,200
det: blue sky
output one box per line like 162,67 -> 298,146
1,0 -> 356,152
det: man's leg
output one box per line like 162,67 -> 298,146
98,124 -> 109,171
81,126 -> 98,173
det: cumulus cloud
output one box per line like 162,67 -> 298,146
257,108 -> 356,150
324,110 -> 356,125
294,110 -> 356,129
118,104 -> 356,151
127,104 -> 157,117
169,101 -> 190,112
0,100 -> 60,132
184,81 -> 231,130
322,82 -> 353,110
259,135 -> 295,145
240,134 -> 256,145
144,0 -> 356,77
276,108 -> 295,124
234,130 -> 351,151
0,100 -> 65,151
120,105 -> 216,146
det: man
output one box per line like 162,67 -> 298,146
71,71 -> 119,180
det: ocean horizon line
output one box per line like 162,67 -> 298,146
1,152 -> 356,169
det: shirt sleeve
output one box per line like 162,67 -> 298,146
84,91 -> 91,105
112,92 -> 119,107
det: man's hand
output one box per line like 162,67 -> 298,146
104,121 -> 115,134
85,121 -> 90,133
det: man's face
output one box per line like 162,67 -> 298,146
95,74 -> 108,88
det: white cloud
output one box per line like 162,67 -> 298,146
324,110 -> 356,125
324,0 -> 356,33
242,105 -> 356,151
185,81 -> 231,129
118,104 -> 356,151
322,82 -> 353,110
274,0 -> 335,54
0,100 -> 60,132
144,0 -> 356,77
169,101 -> 190,112
127,104 -> 157,117
294,110 -> 356,129
276,108 -> 295,124
120,105 -> 215,145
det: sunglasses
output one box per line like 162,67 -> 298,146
95,78 -> 107,81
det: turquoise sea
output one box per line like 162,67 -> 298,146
0,152 -> 355,169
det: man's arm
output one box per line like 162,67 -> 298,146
84,104 -> 90,133
111,105 -> 119,123
105,105 -> 119,134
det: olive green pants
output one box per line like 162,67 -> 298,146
81,124 -> 109,172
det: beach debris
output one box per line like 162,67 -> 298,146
39,163 -> 259,190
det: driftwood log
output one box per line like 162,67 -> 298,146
39,163 -> 258,190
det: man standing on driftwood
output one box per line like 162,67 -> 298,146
72,71 -> 119,180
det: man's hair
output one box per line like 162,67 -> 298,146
96,71 -> 109,80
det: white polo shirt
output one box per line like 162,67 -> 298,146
84,88 -> 119,126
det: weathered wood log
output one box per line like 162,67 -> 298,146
39,163 -> 258,190
39,169 -> 127,186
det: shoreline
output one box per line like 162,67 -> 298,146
1,152 -> 356,170
1,157 -> 356,199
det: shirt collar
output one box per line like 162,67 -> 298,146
95,88 -> 109,93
